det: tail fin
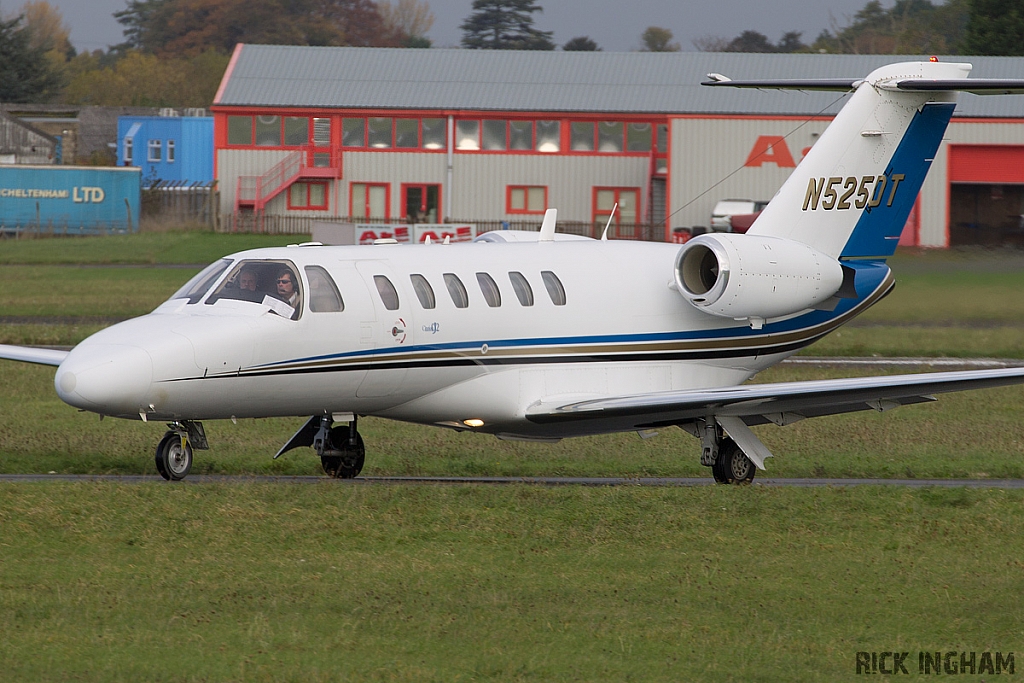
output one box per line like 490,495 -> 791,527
708,61 -> 973,259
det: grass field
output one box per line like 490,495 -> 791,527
2,482 -> 1022,682
2,233 -> 1024,681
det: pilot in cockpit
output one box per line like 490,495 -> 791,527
275,268 -> 301,310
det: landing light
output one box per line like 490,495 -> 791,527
463,419 -> 485,428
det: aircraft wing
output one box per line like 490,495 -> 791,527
526,367 -> 1024,430
0,344 -> 68,367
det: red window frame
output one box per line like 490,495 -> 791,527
287,182 -> 329,211
341,117 -> 447,151
506,185 -> 548,215
593,187 -> 641,226
349,182 -> 390,219
225,115 -> 313,149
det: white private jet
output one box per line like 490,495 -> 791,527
4,60 -> 1024,483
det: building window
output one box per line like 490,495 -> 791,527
288,182 -> 328,210
368,117 -> 392,148
343,118 -> 365,147
255,115 -> 281,146
148,139 -> 162,162
124,138 -> 133,164
535,120 -> 560,152
422,118 -> 445,149
570,122 -> 594,151
482,120 -> 506,151
351,182 -> 388,218
396,119 -> 418,148
509,121 -> 532,150
166,140 -> 175,163
594,187 -> 640,228
227,116 -> 252,145
456,120 -> 479,150
507,186 -> 547,214
598,121 -> 623,152
285,117 -> 309,146
626,123 -> 652,151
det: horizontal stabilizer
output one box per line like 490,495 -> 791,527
0,344 -> 68,367
703,76 -> 1024,95
702,77 -> 861,91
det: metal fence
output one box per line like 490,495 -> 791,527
142,181 -> 218,228
220,214 -> 666,241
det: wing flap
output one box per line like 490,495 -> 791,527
0,344 -> 68,367
526,367 -> 1024,427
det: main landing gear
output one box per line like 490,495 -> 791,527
696,419 -> 756,485
275,414 -> 365,479
320,423 -> 365,479
155,421 -> 208,481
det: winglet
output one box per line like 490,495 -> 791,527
539,208 -> 557,242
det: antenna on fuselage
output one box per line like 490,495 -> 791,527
425,234 -> 431,244
539,208 -> 557,242
600,203 -> 618,241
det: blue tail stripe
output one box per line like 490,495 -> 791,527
840,102 -> 955,259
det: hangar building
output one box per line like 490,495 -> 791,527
212,46 -> 1024,247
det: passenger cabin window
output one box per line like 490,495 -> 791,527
508,271 -> 534,306
305,266 -> 344,312
443,273 -> 469,308
541,271 -> 566,306
476,272 -> 501,307
170,259 -> 232,304
374,275 -> 400,311
203,260 -> 303,319
410,274 -> 435,309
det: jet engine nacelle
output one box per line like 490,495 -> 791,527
674,233 -> 845,325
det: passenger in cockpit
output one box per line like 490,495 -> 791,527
235,268 -> 263,302
239,269 -> 258,293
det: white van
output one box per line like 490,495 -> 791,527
710,199 -> 768,232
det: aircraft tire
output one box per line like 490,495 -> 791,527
322,426 -> 365,479
712,438 -> 755,485
155,431 -> 193,481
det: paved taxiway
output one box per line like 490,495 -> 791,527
3,474 -> 1024,487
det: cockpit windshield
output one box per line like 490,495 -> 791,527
169,259 -> 232,304
205,259 -> 303,319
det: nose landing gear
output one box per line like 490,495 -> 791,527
155,421 -> 208,481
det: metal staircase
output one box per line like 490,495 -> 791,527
235,147 -> 341,216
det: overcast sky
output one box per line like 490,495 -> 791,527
44,0 -> 884,53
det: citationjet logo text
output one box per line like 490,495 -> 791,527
855,650 -> 1014,675
803,173 -> 905,211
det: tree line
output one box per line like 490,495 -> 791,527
695,0 -> 1022,56
1,0 -> 1021,108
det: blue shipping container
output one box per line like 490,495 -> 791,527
0,165 -> 141,235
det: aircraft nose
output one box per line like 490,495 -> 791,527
55,344 -> 153,416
